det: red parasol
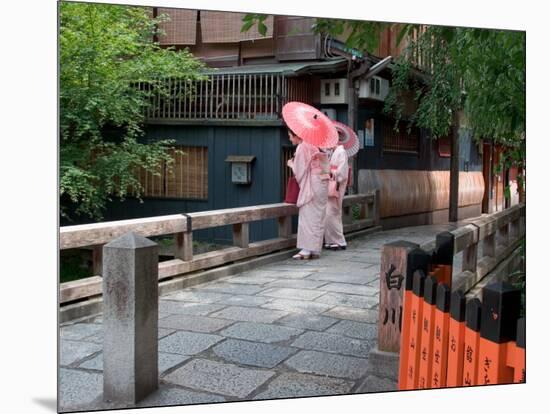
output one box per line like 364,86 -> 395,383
282,102 -> 338,149
333,120 -> 360,157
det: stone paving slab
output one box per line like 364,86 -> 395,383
212,294 -> 273,308
261,298 -> 333,315
315,292 -> 379,309
60,340 -> 102,367
159,301 -> 226,316
137,384 -> 226,407
253,372 -> 354,400
212,339 -> 297,368
162,290 -> 233,303
322,306 -> 379,323
78,352 -> 190,375
199,282 -> 265,295
220,322 -> 303,343
210,306 -> 287,323
263,278 -> 329,290
320,282 -> 379,297
159,314 -> 235,333
290,331 -> 372,358
60,323 -> 103,341
158,331 -> 224,355
163,359 -> 275,398
59,368 -> 103,412
306,271 -> 375,285
222,275 -> 278,285
284,350 -> 369,380
326,320 -> 378,341
274,314 -> 339,331
84,327 -> 176,344
259,287 -> 326,301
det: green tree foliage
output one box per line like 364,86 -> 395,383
60,2 -> 205,220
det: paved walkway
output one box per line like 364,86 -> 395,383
59,222 -> 468,412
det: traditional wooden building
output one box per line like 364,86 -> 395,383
103,8 -> 514,241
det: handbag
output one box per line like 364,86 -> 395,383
328,177 -> 340,198
284,176 -> 300,204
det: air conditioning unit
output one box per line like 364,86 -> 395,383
320,108 -> 337,120
358,76 -> 389,101
320,79 -> 349,104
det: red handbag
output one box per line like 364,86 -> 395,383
285,176 -> 300,204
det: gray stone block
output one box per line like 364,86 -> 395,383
214,294 -> 273,308
323,306 -> 379,323
275,314 -> 339,331
163,359 -> 275,398
159,314 -> 234,333
220,322 -> 303,343
261,298 -> 333,314
290,331 -> 372,358
159,301 -> 226,316
319,283 -> 379,297
210,306 -> 287,323
158,331 -> 224,355
161,290 -> 232,303
102,232 -> 159,404
137,384 -> 226,407
264,279 -> 328,290
60,323 -> 102,341
284,350 -> 369,380
326,320 -> 378,341
315,292 -> 378,309
260,287 -> 325,301
60,340 -> 102,366
78,352 -> 190,375
213,339 -> 296,368
253,372 -> 354,400
59,368 -> 103,412
200,282 -> 264,295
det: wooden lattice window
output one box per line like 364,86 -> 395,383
382,119 -> 419,154
138,146 -> 208,199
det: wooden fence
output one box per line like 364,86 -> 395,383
60,192 -> 380,308
376,203 -> 525,389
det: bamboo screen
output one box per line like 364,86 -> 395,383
382,119 -> 420,154
138,146 -> 208,199
157,9 -> 198,45
200,11 -> 273,43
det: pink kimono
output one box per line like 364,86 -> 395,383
292,142 -> 330,253
324,145 -> 349,246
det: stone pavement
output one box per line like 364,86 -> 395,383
59,223 -> 468,412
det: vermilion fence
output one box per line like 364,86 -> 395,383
398,268 -> 525,389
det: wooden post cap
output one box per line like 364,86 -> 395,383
434,232 -> 455,265
466,298 -> 482,332
450,290 -> 466,322
413,269 -> 427,297
423,275 -> 438,305
436,283 -> 451,312
480,282 -> 522,343
516,317 -> 525,349
406,248 -> 432,291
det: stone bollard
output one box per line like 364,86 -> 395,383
102,232 -> 159,405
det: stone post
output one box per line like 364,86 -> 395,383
102,232 -> 159,404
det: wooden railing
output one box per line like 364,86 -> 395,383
60,192 -> 380,306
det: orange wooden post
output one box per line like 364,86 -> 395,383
431,283 -> 450,388
404,270 -> 427,389
433,232 -> 454,287
506,318 -> 526,383
462,298 -> 482,386
477,282 -> 522,385
417,276 -> 438,389
398,248 -> 432,390
446,290 -> 466,387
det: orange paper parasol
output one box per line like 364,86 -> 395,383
282,102 -> 338,149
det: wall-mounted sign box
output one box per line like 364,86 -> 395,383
225,155 -> 256,184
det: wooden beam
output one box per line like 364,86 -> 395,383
174,231 -> 193,261
232,223 -> 250,248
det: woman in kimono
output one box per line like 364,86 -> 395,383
287,129 -> 331,259
323,143 -> 349,250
